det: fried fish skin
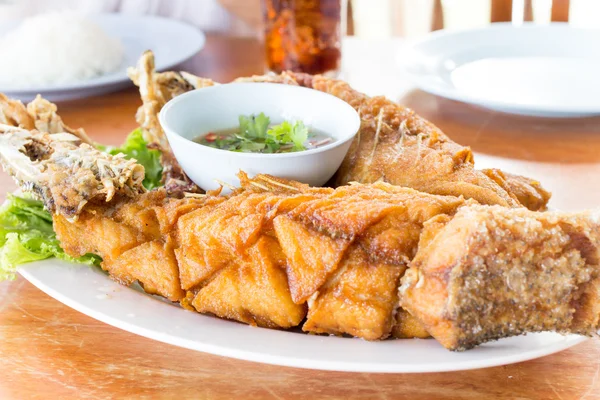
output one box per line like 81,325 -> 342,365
278,73 -> 548,211
174,175 -> 466,338
9,150 -> 599,346
302,245 -> 404,340
54,190 -> 206,302
48,173 -> 600,345
400,205 -> 600,351
270,179 -> 466,339
190,235 -> 307,329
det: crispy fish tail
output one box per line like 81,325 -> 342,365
26,95 -> 94,145
0,93 -> 94,145
128,50 -> 215,195
482,169 -> 552,211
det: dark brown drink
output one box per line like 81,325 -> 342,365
262,0 -> 343,75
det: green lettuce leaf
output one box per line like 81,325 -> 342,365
107,128 -> 163,190
0,195 -> 101,281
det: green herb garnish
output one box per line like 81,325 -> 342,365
239,113 -> 271,140
200,113 -> 311,154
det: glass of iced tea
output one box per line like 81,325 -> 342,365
262,0 -> 345,76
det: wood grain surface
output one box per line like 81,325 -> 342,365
1,35 -> 600,400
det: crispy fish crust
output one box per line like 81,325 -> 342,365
175,174 -> 466,336
400,206 -> 600,350
4,138 -> 598,345
53,173 -> 464,337
286,73 -> 550,211
0,55 -> 588,346
54,190 -> 207,301
52,175 -> 600,346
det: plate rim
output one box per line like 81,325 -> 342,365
0,13 -> 205,94
17,260 -> 588,374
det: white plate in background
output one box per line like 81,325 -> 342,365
0,14 -> 205,102
402,23 -> 600,117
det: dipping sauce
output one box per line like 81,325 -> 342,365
194,113 -> 333,154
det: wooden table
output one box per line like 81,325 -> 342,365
2,35 -> 600,400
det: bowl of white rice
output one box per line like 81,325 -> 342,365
0,11 -> 124,89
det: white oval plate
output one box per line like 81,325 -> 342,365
0,14 -> 205,102
402,23 -> 600,117
18,259 -> 586,373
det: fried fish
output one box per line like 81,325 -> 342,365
0,52 -> 595,350
1,123 -> 598,349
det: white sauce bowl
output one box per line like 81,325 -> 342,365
159,82 -> 360,191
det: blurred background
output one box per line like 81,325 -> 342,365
0,0 -> 598,38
